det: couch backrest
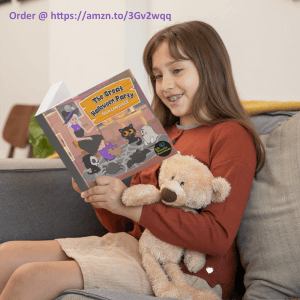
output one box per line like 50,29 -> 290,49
0,159 -> 112,244
237,112 -> 300,299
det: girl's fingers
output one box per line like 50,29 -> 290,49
81,176 -> 126,214
81,185 -> 108,199
84,194 -> 106,203
72,178 -> 81,193
96,176 -> 113,186
85,197 -> 108,210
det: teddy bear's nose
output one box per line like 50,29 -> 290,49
161,188 -> 177,203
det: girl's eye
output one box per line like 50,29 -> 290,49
173,69 -> 183,74
154,74 -> 162,80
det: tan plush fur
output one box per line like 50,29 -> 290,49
122,153 -> 231,300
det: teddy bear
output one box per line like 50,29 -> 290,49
122,153 -> 231,300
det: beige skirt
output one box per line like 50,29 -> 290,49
56,232 -> 222,297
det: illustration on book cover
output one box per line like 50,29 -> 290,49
43,70 -> 176,187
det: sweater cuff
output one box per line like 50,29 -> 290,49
138,203 -> 165,229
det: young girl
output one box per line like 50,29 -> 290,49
0,21 -> 265,300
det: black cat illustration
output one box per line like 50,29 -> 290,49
119,124 -> 142,145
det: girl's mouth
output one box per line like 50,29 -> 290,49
168,94 -> 183,102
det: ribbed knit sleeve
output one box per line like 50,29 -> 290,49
93,208 -> 134,233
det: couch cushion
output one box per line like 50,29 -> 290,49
0,159 -> 108,243
0,157 -> 66,170
236,112 -> 300,299
250,110 -> 299,135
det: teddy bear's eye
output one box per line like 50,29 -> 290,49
180,182 -> 185,186
171,176 -> 175,180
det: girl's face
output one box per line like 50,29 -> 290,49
152,41 -> 200,126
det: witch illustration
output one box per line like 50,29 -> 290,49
63,107 -> 103,156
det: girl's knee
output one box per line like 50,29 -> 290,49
8,262 -> 53,287
0,241 -> 19,253
0,242 -> 26,294
0,241 -> 21,265
9,261 -> 84,294
2,262 -> 66,299
11,263 -> 40,281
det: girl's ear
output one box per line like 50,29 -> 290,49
211,177 -> 231,203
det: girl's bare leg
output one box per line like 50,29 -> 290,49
1,260 -> 83,300
0,240 -> 84,300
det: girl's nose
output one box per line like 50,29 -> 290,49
161,75 -> 174,92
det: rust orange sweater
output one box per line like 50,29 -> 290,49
94,121 -> 256,300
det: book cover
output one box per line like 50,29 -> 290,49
36,69 -> 177,192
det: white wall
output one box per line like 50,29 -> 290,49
1,0 -> 299,158
0,0 -> 50,158
49,0 -> 126,95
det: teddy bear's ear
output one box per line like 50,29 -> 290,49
211,177 -> 231,203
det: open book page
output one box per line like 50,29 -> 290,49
36,81 -> 71,116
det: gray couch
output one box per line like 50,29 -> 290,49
1,110 -> 299,300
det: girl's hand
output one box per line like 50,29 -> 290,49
81,176 -> 142,222
86,137 -> 93,140
72,177 -> 81,194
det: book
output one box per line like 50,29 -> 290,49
35,69 -> 177,192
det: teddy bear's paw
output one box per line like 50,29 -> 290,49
122,184 -> 160,206
184,250 -> 206,273
158,286 -> 193,300
190,289 -> 221,300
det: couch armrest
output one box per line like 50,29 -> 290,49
0,159 -> 109,244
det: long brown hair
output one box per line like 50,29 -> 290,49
143,21 -> 265,175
